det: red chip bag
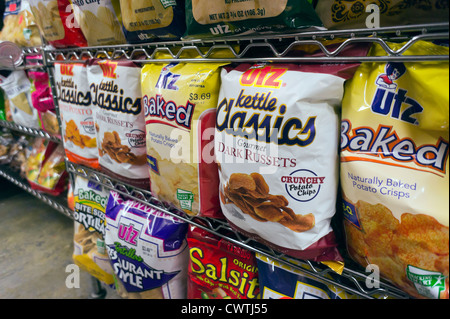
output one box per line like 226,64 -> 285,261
187,224 -> 260,299
29,0 -> 87,48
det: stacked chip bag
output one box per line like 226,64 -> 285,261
71,0 -> 126,46
184,0 -> 323,39
54,61 -> 99,169
0,70 -> 40,129
255,253 -> 377,299
314,0 -> 449,30
215,61 -> 361,262
187,224 -> 260,299
340,41 -> 449,299
29,0 -> 87,48
88,58 -> 149,189
105,191 -> 189,299
72,175 -> 114,285
141,62 -> 226,218
119,0 -> 186,44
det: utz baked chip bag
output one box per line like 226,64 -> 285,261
340,41 -> 449,299
215,62 -> 361,261
184,0 -> 323,39
71,0 -> 126,46
72,175 -> 114,285
105,191 -> 189,299
119,0 -> 185,43
187,224 -> 260,299
88,58 -> 149,189
29,0 -> 87,48
54,61 -> 99,169
141,62 -> 226,218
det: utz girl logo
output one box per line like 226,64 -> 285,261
371,62 -> 423,126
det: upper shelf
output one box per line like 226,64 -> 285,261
43,23 -> 449,63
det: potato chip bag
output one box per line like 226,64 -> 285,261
29,0 -> 87,48
141,62 -> 226,218
187,224 -> 260,299
54,61 -> 99,169
88,58 -> 149,189
215,62 -> 361,262
184,0 -> 323,39
71,0 -> 126,46
314,0 -> 449,30
0,70 -> 40,129
105,191 -> 189,299
119,0 -> 186,43
72,175 -> 114,285
340,41 -> 449,299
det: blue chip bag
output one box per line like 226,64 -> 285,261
105,191 -> 189,299
119,0 -> 186,43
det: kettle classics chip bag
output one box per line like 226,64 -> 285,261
71,0 -> 127,46
215,62 -> 361,262
184,0 -> 323,39
105,191 -> 189,299
119,0 -> 186,44
87,58 -> 149,190
340,41 -> 449,299
141,62 -> 226,218
54,61 -> 99,169
29,0 -> 88,48
72,175 -> 115,285
187,224 -> 260,299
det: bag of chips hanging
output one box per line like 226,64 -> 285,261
340,41 -> 449,299
29,0 -> 87,48
72,175 -> 114,285
119,0 -> 186,44
71,0 -> 126,46
54,61 -> 99,169
187,224 -> 260,299
105,191 -> 189,299
215,61 -> 360,261
141,62 -> 226,218
184,0 -> 323,39
87,58 -> 149,189
0,70 -> 40,129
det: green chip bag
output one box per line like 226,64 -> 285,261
184,0 -> 323,39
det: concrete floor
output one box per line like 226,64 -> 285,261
0,179 -> 120,299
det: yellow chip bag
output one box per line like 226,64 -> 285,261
141,62 -> 227,218
72,175 -> 114,285
340,41 -> 449,299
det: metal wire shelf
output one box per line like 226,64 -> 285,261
43,23 -> 449,63
66,160 -> 412,300
0,120 -> 61,143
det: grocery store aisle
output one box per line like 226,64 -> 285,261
0,181 -> 119,299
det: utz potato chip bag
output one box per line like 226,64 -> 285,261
54,61 -> 99,169
141,62 -> 226,218
29,0 -> 87,48
105,191 -> 189,299
72,175 -> 114,285
119,0 -> 186,43
88,58 -> 149,189
340,41 -> 449,299
71,0 -> 126,46
215,62 -> 361,262
184,0 -> 323,39
187,224 -> 260,299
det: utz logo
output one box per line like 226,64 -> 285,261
371,62 -> 423,125
155,63 -> 180,91
99,60 -> 118,79
240,65 -> 287,89
118,223 -> 140,246
60,64 -> 74,76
